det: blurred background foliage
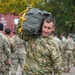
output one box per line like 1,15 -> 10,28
0,0 -> 75,35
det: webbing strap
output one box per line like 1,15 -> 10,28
18,3 -> 34,32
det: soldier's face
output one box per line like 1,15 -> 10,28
41,21 -> 54,37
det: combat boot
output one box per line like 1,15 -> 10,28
63,68 -> 68,72
73,62 -> 75,66
67,68 -> 70,72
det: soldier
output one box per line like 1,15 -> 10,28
64,33 -> 75,72
10,31 -> 26,75
73,42 -> 75,66
0,23 -> 11,75
22,16 -> 62,75
5,28 -> 11,40
4,28 -> 12,51
60,33 -> 67,71
4,28 -> 12,74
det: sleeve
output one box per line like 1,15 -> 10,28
73,42 -> 75,51
47,41 -> 62,75
3,38 -> 11,59
10,37 -> 16,53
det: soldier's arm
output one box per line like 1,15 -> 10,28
51,44 -> 62,75
47,41 -> 62,75
3,39 -> 11,59
10,38 -> 16,53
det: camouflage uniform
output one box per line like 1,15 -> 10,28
60,37 -> 67,70
73,42 -> 75,66
53,37 -> 61,49
23,36 -> 62,75
0,31 -> 11,75
10,35 -> 26,75
65,38 -> 75,71
5,35 -> 12,74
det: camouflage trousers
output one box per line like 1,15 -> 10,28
0,62 -> 10,75
73,50 -> 75,61
72,50 -> 75,65
11,52 -> 25,75
61,49 -> 65,69
64,50 -> 73,69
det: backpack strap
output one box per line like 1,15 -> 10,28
18,3 -> 34,32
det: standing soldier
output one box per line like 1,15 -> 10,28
4,28 -> 11,41
4,28 -> 12,74
22,16 -> 62,75
10,31 -> 26,75
53,32 -> 61,49
65,33 -> 75,72
0,23 -> 11,75
73,42 -> 75,66
60,33 -> 67,71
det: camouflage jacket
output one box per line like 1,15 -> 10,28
10,35 -> 26,53
23,36 -> 62,75
66,38 -> 75,50
61,37 -> 67,50
0,31 -> 10,61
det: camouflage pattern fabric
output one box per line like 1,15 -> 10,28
53,37 -> 61,50
0,32 -> 11,75
73,42 -> 75,65
10,35 -> 26,75
23,36 -> 62,75
60,37 -> 67,70
64,38 -> 75,70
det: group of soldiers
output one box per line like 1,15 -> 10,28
53,32 -> 75,72
0,16 -> 75,75
0,23 -> 26,75
0,16 -> 63,75
0,14 -> 75,75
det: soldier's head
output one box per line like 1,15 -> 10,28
53,32 -> 58,37
5,28 -> 11,35
68,33 -> 73,38
0,23 -> 4,31
61,33 -> 65,38
41,16 -> 56,37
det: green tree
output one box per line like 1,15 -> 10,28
0,0 -> 43,14
0,0 -> 75,35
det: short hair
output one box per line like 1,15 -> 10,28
44,16 -> 56,25
68,33 -> 73,38
38,16 -> 56,36
0,23 -> 4,31
61,33 -> 65,36
5,28 -> 11,35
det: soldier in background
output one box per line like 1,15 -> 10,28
23,16 -> 62,75
5,28 -> 11,74
4,28 -> 12,52
0,23 -> 11,75
10,31 -> 26,75
64,33 -> 75,72
4,28 -> 11,41
73,42 -> 75,66
60,33 -> 67,72
53,32 -> 61,49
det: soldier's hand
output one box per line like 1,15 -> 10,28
5,59 -> 11,65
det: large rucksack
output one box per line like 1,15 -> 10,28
16,7 -> 52,41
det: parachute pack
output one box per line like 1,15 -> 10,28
16,7 -> 52,41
